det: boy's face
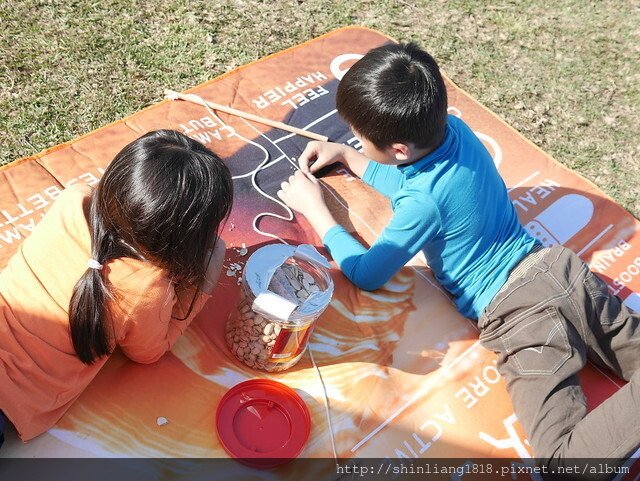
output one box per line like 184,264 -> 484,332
354,129 -> 430,166
353,130 -> 406,166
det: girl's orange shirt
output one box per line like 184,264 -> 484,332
0,185 -> 211,441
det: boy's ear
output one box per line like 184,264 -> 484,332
389,142 -> 411,161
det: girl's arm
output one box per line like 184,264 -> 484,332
117,276 -> 209,364
118,240 -> 226,364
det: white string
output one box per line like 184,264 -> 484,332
171,92 -> 339,464
187,93 -> 293,244
237,114 -> 456,308
308,346 -> 339,464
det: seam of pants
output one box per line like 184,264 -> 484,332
484,246 -> 564,320
484,268 -> 545,319
546,265 -> 589,343
480,290 -> 568,343
500,311 -> 571,375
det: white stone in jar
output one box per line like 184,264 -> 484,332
290,276 -> 302,290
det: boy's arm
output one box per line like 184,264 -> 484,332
277,172 -> 439,290
339,144 -> 370,178
323,190 -> 441,290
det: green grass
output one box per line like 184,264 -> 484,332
1,0 -> 638,215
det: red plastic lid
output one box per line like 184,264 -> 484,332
215,379 -> 311,468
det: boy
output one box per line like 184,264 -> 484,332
277,42 -> 640,468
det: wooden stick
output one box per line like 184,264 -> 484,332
164,89 -> 329,142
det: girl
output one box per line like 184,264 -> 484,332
0,129 -> 233,443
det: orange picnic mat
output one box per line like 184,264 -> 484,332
1,26 -> 639,478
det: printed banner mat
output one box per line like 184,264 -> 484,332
1,27 -> 638,479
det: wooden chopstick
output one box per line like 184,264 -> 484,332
164,89 -> 329,142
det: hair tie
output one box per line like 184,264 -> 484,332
87,259 -> 103,270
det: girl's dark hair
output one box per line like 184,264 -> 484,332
336,42 -> 448,150
69,130 -> 233,364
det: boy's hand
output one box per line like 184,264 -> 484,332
298,140 -> 370,179
278,170 -> 339,239
298,141 -> 348,174
277,170 -> 324,216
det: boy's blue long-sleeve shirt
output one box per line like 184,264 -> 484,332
323,115 -> 537,319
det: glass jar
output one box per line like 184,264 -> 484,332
225,244 -> 334,372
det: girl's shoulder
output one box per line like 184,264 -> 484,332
108,257 -> 166,287
47,183 -> 93,226
58,183 -> 93,201
53,184 -> 170,291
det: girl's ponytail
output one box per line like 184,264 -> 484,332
69,194 -> 121,364
68,129 -> 233,364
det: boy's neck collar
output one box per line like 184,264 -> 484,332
402,145 -> 435,165
397,122 -> 454,176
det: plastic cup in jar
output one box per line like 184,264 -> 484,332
225,244 -> 334,372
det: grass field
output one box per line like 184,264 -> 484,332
1,0 -> 638,216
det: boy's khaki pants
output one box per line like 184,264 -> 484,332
479,245 -> 640,465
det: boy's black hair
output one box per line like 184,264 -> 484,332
336,42 -> 448,150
